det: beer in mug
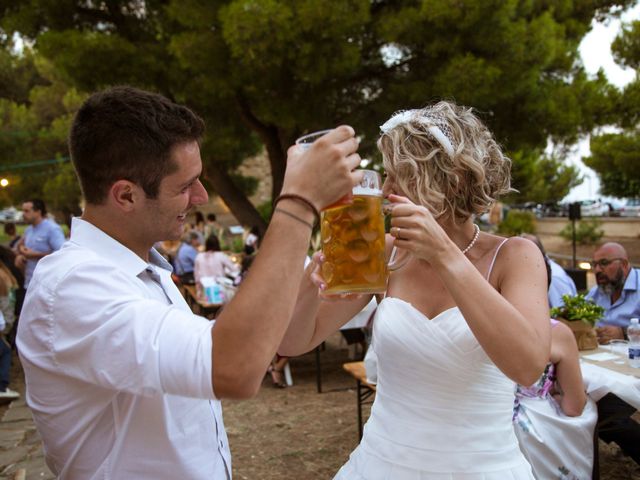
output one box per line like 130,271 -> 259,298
320,171 -> 388,294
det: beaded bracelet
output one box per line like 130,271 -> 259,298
272,193 -> 320,225
273,208 -> 314,231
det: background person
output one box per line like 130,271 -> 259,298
586,242 -> 640,343
16,85 -> 362,479
204,213 -> 222,240
520,233 -> 577,308
244,225 -> 260,255
194,234 -> 238,297
0,246 -> 25,349
585,241 -> 640,465
173,230 -> 202,284
281,101 -> 550,479
3,222 -> 21,251
513,253 -> 595,479
0,262 -> 19,401
14,199 -> 65,289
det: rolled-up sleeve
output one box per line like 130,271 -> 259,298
36,260 -> 216,400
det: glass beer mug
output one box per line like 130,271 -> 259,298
320,170 -> 407,295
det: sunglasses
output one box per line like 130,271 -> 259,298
590,258 -> 625,269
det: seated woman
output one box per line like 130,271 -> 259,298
0,261 -> 19,400
194,234 -> 238,297
513,256 -> 597,479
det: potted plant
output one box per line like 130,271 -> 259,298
550,294 -> 605,350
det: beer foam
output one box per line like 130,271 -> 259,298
353,186 -> 382,196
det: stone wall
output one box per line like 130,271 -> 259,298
536,217 -> 640,238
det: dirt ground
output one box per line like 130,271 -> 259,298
3,232 -> 640,479
223,334 -> 640,480
222,233 -> 640,480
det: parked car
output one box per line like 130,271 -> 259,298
620,198 -> 640,217
510,202 -> 543,218
0,206 -> 23,222
604,199 -> 625,217
540,201 -> 567,217
578,199 -> 609,217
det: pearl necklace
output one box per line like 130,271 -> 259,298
460,224 -> 480,255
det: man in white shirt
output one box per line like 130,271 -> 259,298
17,86 -> 362,479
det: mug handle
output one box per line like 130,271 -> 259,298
382,200 -> 410,271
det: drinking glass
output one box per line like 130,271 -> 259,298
609,339 -> 629,364
295,129 -> 333,150
320,169 -> 408,294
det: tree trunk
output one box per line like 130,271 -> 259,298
203,161 -> 267,236
234,92 -> 288,202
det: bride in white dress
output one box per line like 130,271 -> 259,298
280,101 -> 551,479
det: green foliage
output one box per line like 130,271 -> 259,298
507,150 -> 582,204
584,131 -> 640,199
496,210 -> 536,236
256,200 -> 273,224
42,161 -> 82,225
0,52 -> 84,210
585,19 -> 640,198
231,236 -> 244,254
559,219 -> 604,245
1,0 -> 637,225
550,294 -> 605,327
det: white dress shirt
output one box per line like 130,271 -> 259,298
17,217 -> 231,479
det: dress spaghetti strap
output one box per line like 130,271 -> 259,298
383,247 -> 400,300
485,237 -> 510,281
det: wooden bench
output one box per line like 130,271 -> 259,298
342,361 -> 376,440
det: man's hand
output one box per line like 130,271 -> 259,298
18,246 -> 39,260
15,254 -> 26,269
282,126 -> 363,212
596,325 -> 624,344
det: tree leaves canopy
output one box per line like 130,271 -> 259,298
585,17 -> 640,199
0,0 -> 637,223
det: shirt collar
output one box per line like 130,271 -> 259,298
69,217 -> 173,277
624,268 -> 638,291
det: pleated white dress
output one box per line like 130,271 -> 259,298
334,297 -> 535,479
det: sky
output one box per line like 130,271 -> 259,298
564,3 -> 640,202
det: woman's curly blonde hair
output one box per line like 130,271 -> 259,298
378,101 -> 512,222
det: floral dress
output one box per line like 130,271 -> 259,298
513,320 -> 598,480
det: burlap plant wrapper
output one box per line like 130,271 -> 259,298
558,318 -> 598,351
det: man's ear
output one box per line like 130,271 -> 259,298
109,180 -> 142,213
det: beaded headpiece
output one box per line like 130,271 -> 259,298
380,109 -> 455,158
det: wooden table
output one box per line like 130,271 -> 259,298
182,284 -> 224,319
580,346 -> 640,379
342,361 -> 376,440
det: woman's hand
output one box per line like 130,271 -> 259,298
307,251 -> 364,301
387,194 -> 453,263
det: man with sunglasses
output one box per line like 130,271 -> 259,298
586,242 -> 640,344
586,242 -> 640,465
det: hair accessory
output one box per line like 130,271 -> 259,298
380,109 -> 455,158
274,207 -> 314,231
461,224 -> 480,255
273,193 -> 320,225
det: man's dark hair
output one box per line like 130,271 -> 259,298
68,86 -> 205,204
206,213 -> 217,222
3,222 -> 15,236
184,230 -> 201,244
28,199 -> 47,216
205,234 -> 221,252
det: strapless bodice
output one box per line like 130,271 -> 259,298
334,297 -> 534,479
